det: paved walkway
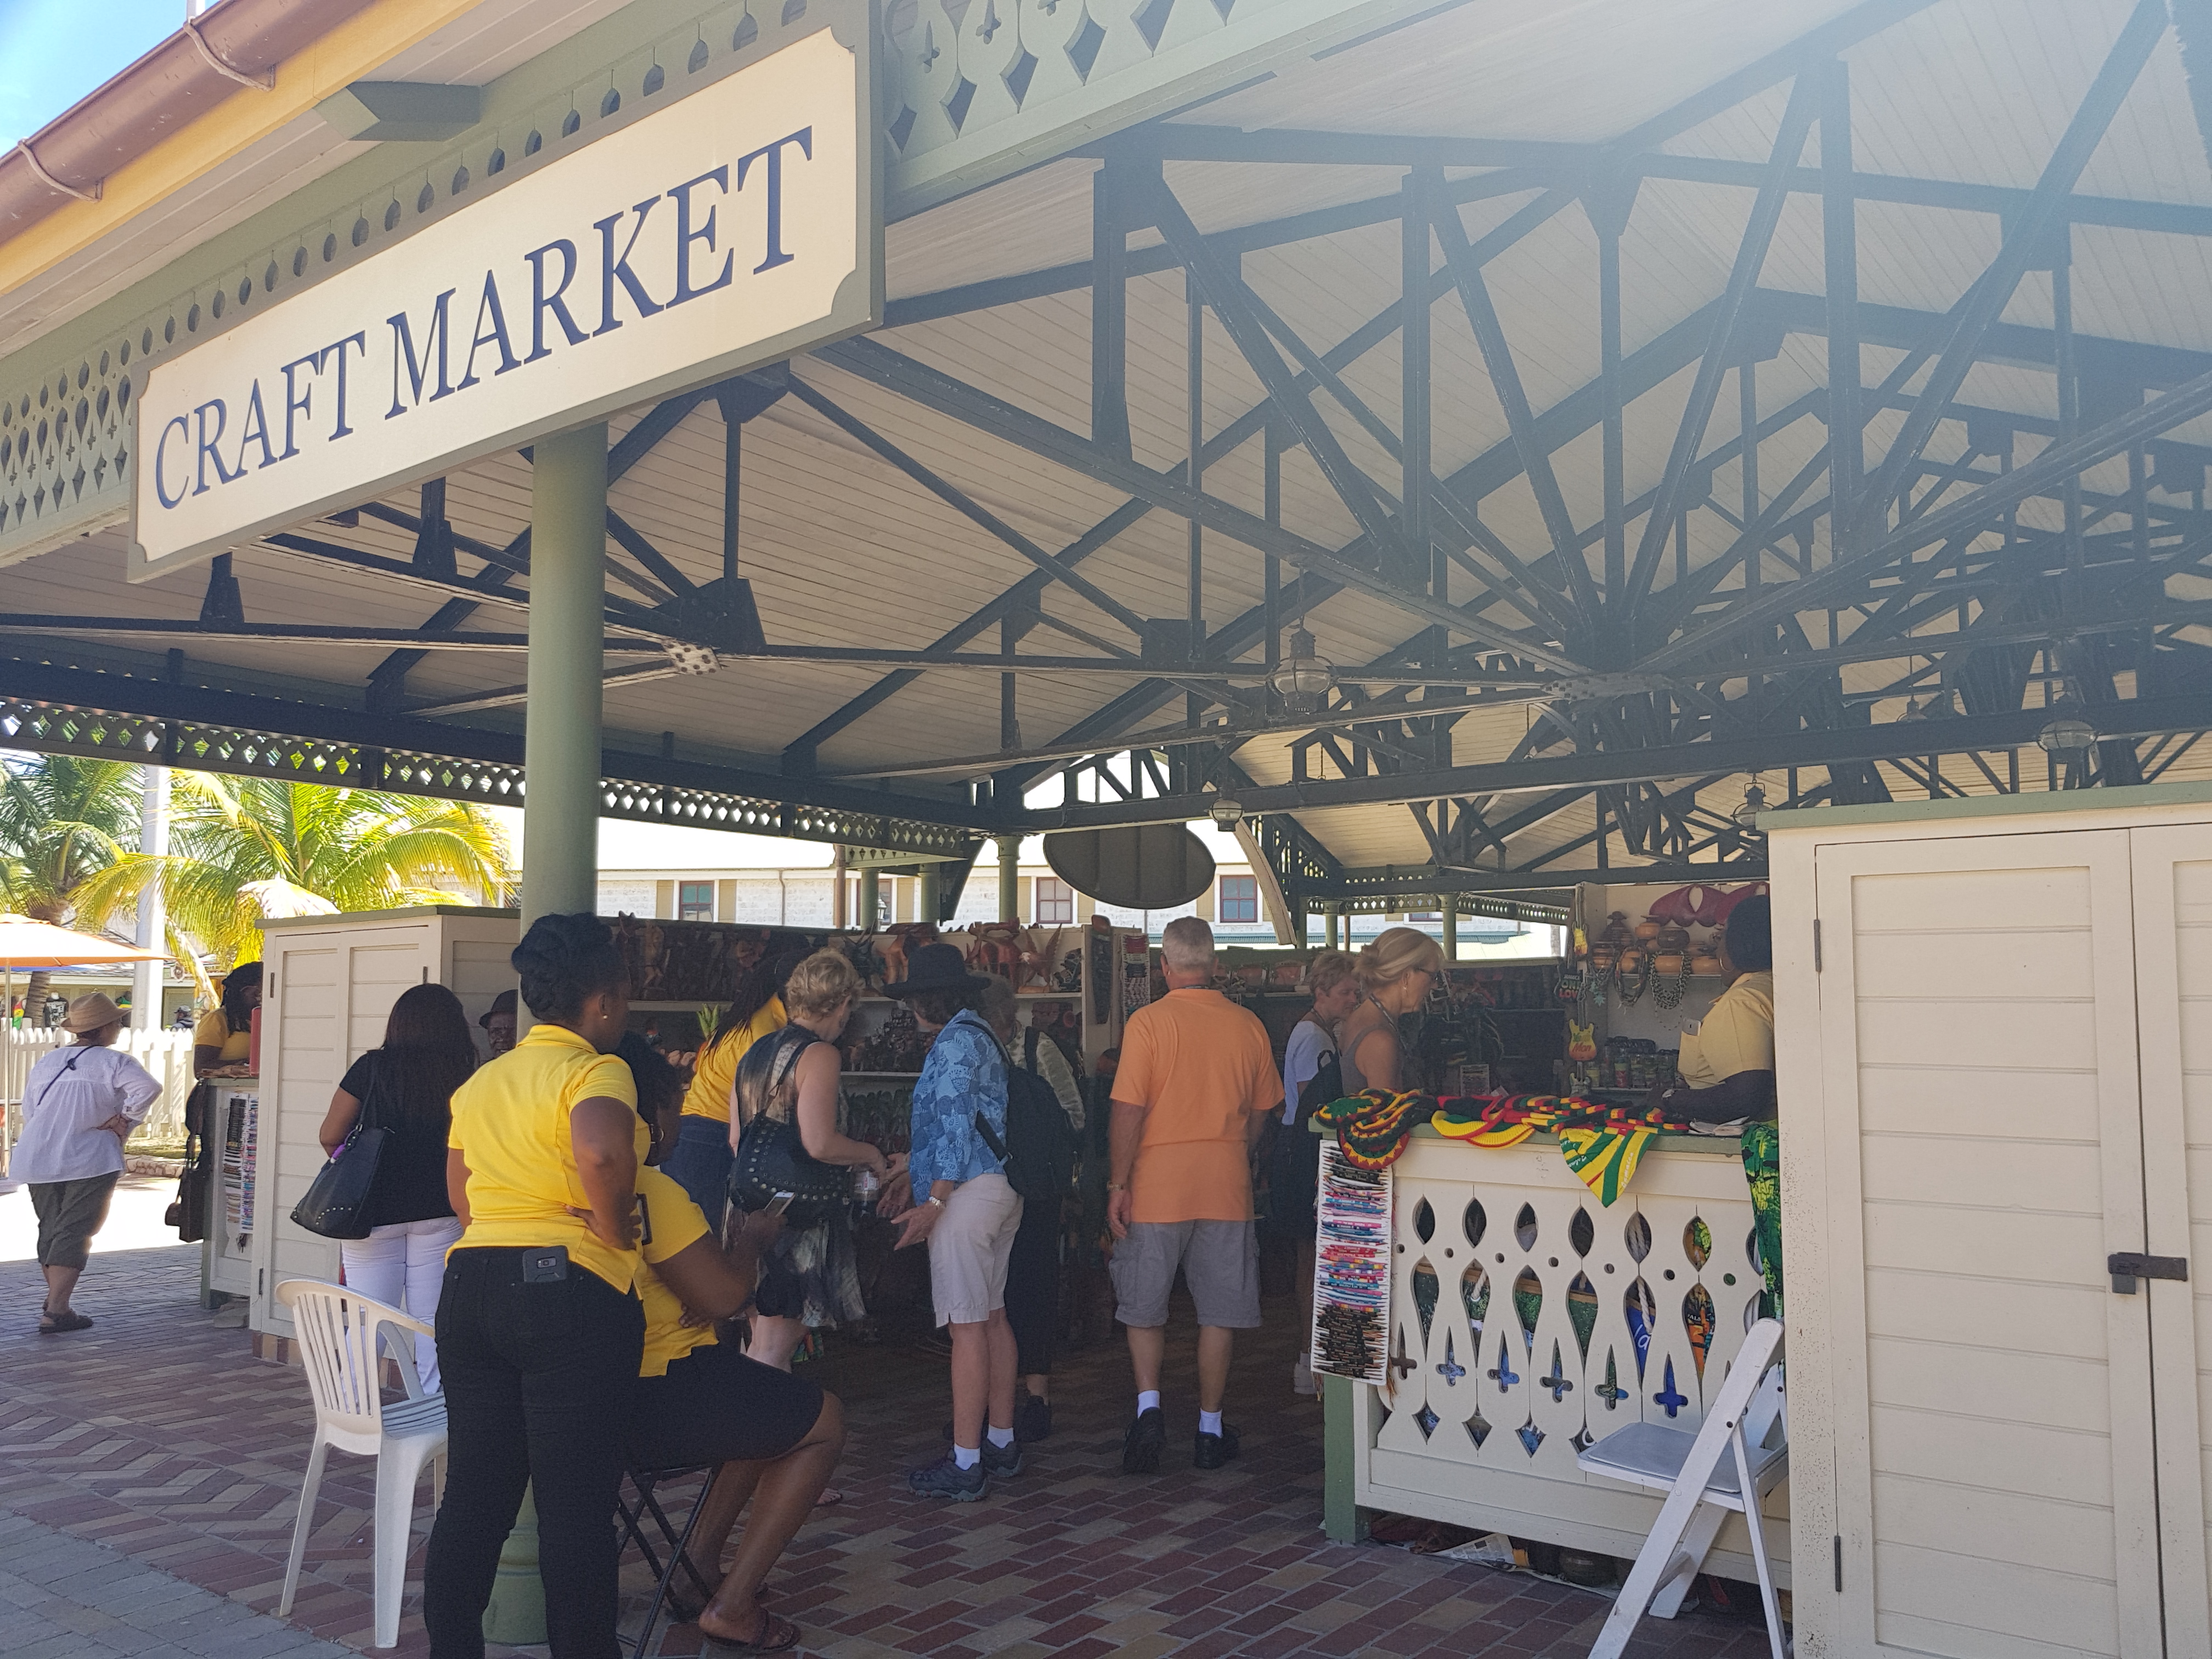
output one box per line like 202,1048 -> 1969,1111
0,1241 -> 1771,1657
2,1510 -> 354,1659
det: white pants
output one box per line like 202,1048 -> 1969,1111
340,1216 -> 463,1392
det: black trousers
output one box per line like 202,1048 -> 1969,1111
423,1247 -> 645,1659
1003,1194 -> 1062,1376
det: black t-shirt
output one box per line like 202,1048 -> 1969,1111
338,1049 -> 458,1228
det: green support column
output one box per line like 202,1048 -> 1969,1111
996,834 -> 1022,922
919,864 -> 942,924
856,866 -> 879,930
1322,1373 -> 1369,1542
1441,899 -> 1458,963
520,421 -> 608,927
490,421 -> 605,1647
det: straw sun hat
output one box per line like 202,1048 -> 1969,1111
61,992 -> 125,1032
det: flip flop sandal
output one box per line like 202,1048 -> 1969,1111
39,1311 -> 93,1334
702,1610 -> 801,1655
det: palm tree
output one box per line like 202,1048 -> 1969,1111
0,754 -> 141,1013
75,775 -> 514,970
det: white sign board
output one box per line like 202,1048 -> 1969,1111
132,22 -> 879,578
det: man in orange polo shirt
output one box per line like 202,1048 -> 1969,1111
1107,916 -> 1284,1474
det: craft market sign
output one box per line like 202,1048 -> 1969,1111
131,22 -> 880,578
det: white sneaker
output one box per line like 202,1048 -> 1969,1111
1292,1356 -> 1317,1396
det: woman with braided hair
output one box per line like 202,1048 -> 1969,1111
422,912 -> 648,1659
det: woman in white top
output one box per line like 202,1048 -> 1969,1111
1269,952 -> 1358,1396
13,994 -> 161,1334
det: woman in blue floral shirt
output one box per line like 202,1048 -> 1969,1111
888,943 -> 1022,1502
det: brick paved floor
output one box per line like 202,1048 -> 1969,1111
0,1244 -> 1770,1656
1,1510 -> 355,1659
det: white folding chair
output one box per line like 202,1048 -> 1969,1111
274,1279 -> 449,1649
1578,1316 -> 1788,1659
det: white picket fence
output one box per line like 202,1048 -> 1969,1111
1,1028 -> 199,1171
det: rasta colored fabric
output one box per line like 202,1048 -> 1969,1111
1740,1119 -> 1784,1319
1556,1125 -> 1654,1207
1312,1090 -> 1696,1206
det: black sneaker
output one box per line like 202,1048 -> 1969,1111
907,1452 -> 988,1502
1194,1424 -> 1241,1469
981,1436 -> 1024,1478
1015,1395 -> 1054,1443
1121,1406 -> 1165,1474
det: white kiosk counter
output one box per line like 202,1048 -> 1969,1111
1322,1122 -> 1786,1587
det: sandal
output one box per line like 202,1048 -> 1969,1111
39,1310 -> 92,1334
701,1610 -> 801,1654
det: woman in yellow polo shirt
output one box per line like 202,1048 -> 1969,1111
420,913 -> 647,1659
1655,895 -> 1777,1124
658,947 -> 799,1229
191,961 -> 260,1077
617,1041 -> 847,1657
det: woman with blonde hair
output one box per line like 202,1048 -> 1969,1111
727,947 -> 901,1375
1337,926 -> 1446,1096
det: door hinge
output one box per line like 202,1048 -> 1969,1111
1833,1533 -> 1843,1592
1813,918 -> 1823,972
2109,1252 -> 2188,1294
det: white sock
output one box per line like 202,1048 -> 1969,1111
1199,1409 -> 1224,1436
986,1424 -> 1015,1448
952,1444 -> 981,1469
1137,1390 -> 1161,1415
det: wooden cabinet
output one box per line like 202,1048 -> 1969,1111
1772,789 -> 2212,1657
248,907 -> 518,1344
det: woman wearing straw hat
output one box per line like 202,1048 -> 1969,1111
12,993 -> 161,1333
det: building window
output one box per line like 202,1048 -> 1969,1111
679,881 -> 714,922
1219,875 -> 1259,925
1035,876 -> 1074,925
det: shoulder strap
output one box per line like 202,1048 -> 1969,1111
1024,1025 -> 1040,1074
30,1046 -> 89,1114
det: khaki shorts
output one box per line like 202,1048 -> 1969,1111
928,1172 -> 1023,1327
1109,1218 -> 1261,1329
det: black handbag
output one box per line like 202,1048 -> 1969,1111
728,1032 -> 849,1227
291,1059 -> 390,1239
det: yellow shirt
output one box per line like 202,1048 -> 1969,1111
635,1166 -> 715,1378
447,1022 -> 646,1291
679,997 -> 788,1124
194,1008 -> 252,1064
1678,970 -> 1775,1091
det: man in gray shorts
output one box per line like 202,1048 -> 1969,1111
1107,918 -> 1283,1474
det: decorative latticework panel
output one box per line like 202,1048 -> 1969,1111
1369,1133 -> 1766,1489
0,692 -> 970,861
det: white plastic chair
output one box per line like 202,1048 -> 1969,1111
1577,1316 -> 1788,1659
274,1279 -> 449,1649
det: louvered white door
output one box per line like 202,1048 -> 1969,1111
1814,830 -> 2162,1657
2125,826 -> 2212,1654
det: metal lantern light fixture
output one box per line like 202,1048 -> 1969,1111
1733,778 -> 1769,831
1269,627 -> 1335,714
2036,701 -> 2097,754
1207,794 -> 1245,830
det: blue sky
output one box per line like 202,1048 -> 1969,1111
0,0 -> 183,148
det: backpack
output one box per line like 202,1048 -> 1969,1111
975,1028 -> 1077,1204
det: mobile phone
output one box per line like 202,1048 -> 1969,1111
766,1192 -> 796,1217
521,1246 -> 569,1284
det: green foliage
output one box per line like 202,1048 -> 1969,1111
0,754 -> 139,924
71,772 -> 514,970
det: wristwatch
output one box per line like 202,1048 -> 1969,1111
923,1194 -> 946,1209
